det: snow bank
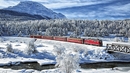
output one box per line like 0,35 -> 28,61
36,39 -> 115,63
80,49 -> 115,63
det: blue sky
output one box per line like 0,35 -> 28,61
52,0 -> 130,19
0,0 -> 113,9
0,0 -> 130,19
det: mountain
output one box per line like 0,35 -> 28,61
54,0 -> 130,19
3,1 -> 66,19
0,9 -> 50,21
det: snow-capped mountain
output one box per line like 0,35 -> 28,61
3,1 -> 66,19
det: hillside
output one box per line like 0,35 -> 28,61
4,1 -> 66,19
0,10 -> 50,21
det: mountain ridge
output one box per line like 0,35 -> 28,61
0,9 -> 50,21
3,1 -> 66,19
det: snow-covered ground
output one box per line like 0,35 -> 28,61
0,36 -> 130,73
0,67 -> 130,73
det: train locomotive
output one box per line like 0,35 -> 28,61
30,35 -> 102,46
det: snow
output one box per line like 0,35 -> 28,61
0,36 -> 130,73
0,67 -> 130,73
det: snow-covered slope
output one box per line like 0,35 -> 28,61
3,1 -> 66,19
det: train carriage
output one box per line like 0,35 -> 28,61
30,35 -> 42,39
30,35 -> 103,46
67,38 -> 83,44
42,36 -> 53,40
53,36 -> 67,41
83,39 -> 102,46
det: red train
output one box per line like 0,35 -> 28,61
30,35 -> 102,46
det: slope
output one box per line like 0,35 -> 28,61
4,1 -> 66,19
0,9 -> 50,21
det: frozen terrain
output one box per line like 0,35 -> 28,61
0,36 -> 130,73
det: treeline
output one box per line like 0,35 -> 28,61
0,19 -> 130,37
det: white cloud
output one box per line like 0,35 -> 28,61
107,3 -> 130,12
59,2 -> 130,20
103,3 -> 130,16
31,0 -> 48,2
0,0 -> 113,9
0,0 -> 18,8
3,0 -> 81,3
43,2 -> 100,9
43,1 -> 111,9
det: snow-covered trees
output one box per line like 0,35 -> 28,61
0,19 -> 130,37
6,44 -> 13,53
54,46 -> 80,73
113,37 -> 125,42
45,27 -> 68,36
128,38 -> 130,43
56,53 -> 80,73
71,27 -> 82,38
24,39 -> 36,55
53,46 -> 65,55
17,31 -> 23,37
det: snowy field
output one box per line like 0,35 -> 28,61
0,36 -> 130,73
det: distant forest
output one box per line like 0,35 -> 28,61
0,19 -> 130,37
